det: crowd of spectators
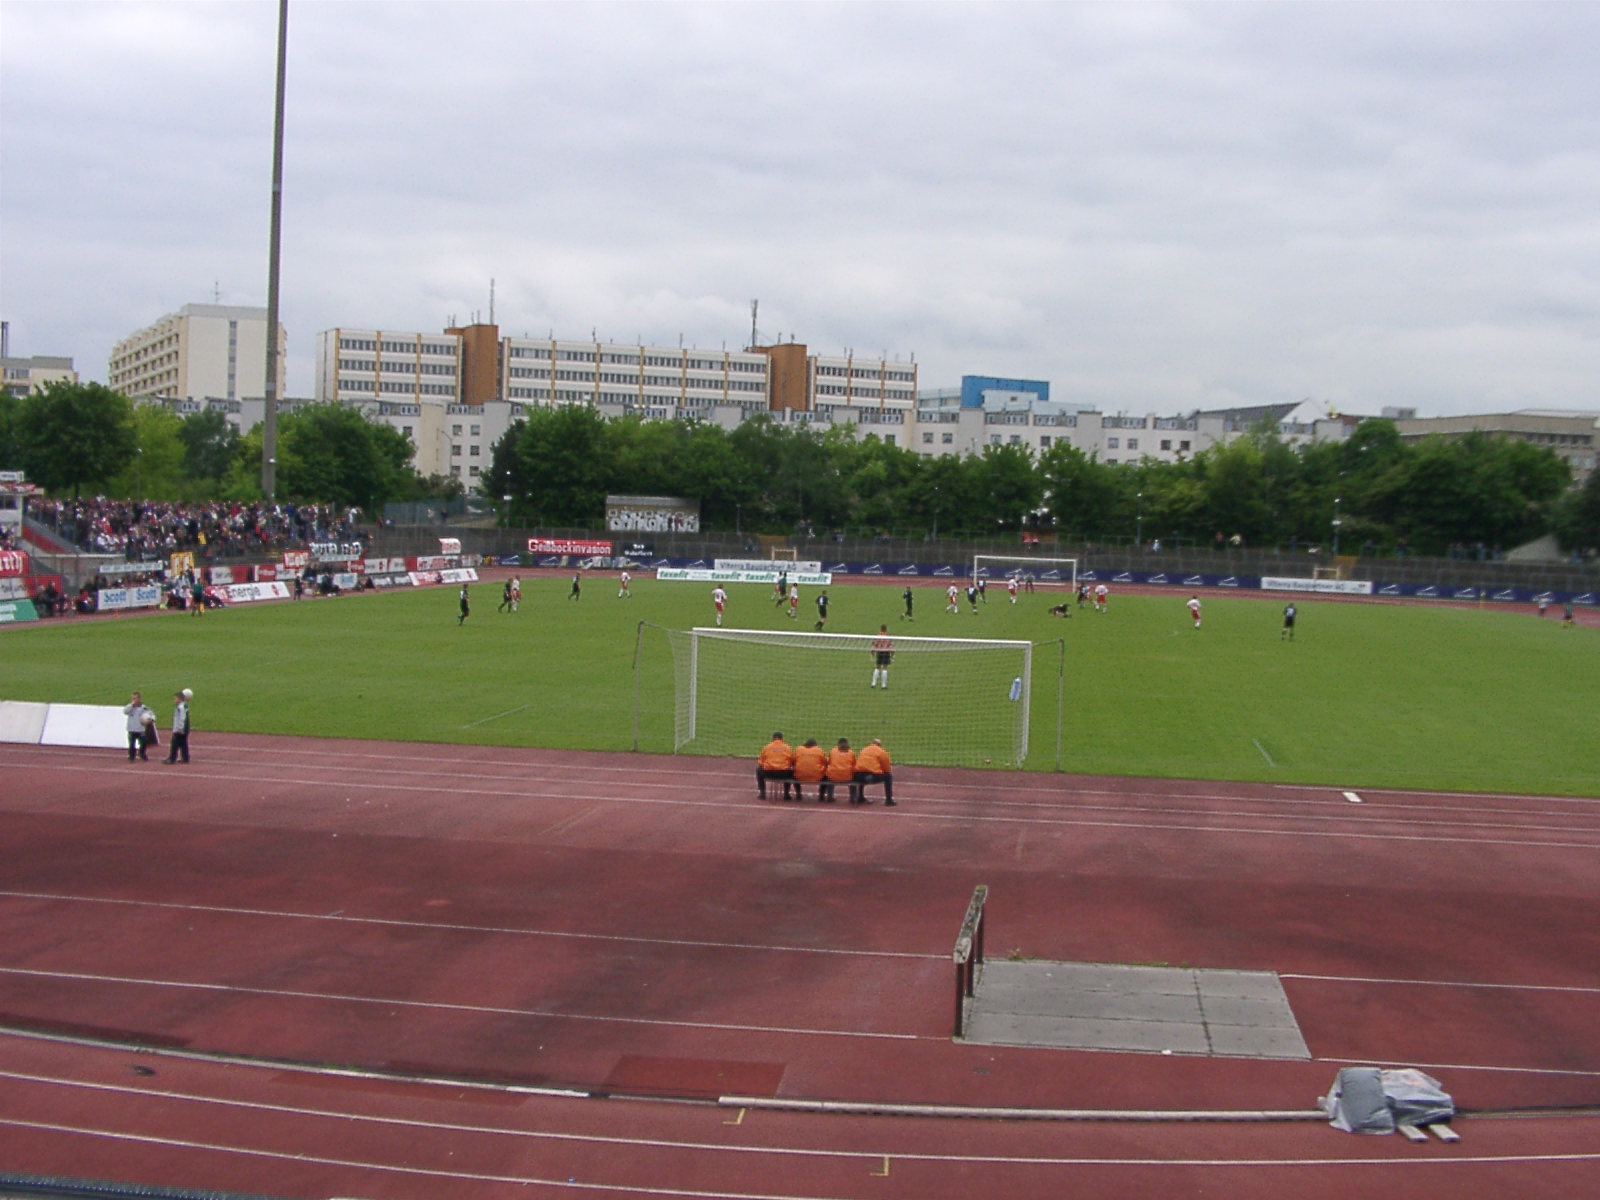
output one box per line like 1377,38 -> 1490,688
25,499 -> 361,560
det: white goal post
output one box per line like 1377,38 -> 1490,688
664,627 -> 1034,768
972,555 -> 1078,590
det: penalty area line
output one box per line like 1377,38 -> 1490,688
461,703 -> 533,729
1252,739 -> 1275,767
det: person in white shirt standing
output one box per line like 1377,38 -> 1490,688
618,571 -> 632,599
712,585 -> 727,626
165,688 -> 192,764
123,691 -> 154,762
1187,595 -> 1202,629
1094,583 -> 1109,612
946,584 -> 960,614
1007,577 -> 1019,604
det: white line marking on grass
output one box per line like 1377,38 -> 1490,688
8,763 -> 1600,850
2,1116 -> 1598,1176
461,704 -> 533,729
0,892 -> 942,961
1343,791 -> 1363,804
0,965 -> 925,1041
1252,740 -> 1275,767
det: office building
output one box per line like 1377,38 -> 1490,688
1392,410 -> 1599,485
2,323 -> 78,398
108,304 -> 286,405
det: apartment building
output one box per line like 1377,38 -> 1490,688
108,304 -> 286,404
1392,409 -> 1599,486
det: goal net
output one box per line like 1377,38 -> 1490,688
663,627 -> 1033,768
973,556 -> 1078,589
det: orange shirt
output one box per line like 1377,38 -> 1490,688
758,739 -> 794,770
792,745 -> 827,782
856,744 -> 891,774
825,748 -> 857,782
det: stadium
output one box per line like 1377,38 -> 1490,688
2,526 -> 1598,1198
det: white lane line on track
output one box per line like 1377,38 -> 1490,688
1285,974 -> 1600,995
0,891 -> 944,962
3,1115 -> 1598,1176
1343,792 -> 1363,804
11,761 -> 1600,850
11,741 -> 1598,809
1314,1057 -> 1600,1079
3,893 -> 1592,1000
0,965 -> 924,1042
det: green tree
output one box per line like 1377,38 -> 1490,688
0,392 -> 21,471
1554,467 -> 1600,554
14,381 -> 136,498
1041,443 -> 1124,538
102,404 -> 187,499
277,403 -> 417,512
179,409 -> 242,482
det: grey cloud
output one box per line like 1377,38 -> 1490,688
2,1 -> 1596,415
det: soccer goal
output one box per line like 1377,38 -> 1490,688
660,627 -> 1034,768
973,555 -> 1078,589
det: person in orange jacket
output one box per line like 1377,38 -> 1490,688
757,731 -> 796,802
820,738 -> 857,804
791,738 -> 827,801
853,737 -> 895,806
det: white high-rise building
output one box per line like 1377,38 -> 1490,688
108,304 -> 285,405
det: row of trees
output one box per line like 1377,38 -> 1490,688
0,382 -> 457,511
486,403 -> 1599,555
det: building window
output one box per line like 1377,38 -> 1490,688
1040,436 -> 1051,448
470,425 -> 480,436
469,465 -> 480,477
990,435 -> 1001,446
450,465 -> 461,477
469,445 -> 480,456
451,424 -> 462,435
1106,457 -> 1117,465
1160,439 -> 1171,451
1009,435 -> 1021,445
451,444 -> 461,456
942,432 -> 954,444
923,432 -> 934,444
402,426 -> 413,439
1180,440 -> 1190,451
885,434 -> 896,446
1108,437 -> 1119,449
1127,438 -> 1138,450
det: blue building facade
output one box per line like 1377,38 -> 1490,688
959,375 -> 1049,409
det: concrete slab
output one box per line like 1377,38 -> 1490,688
0,701 -> 49,745
964,959 -> 1310,1060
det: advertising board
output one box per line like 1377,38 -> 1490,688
605,494 -> 699,533
529,538 -> 613,556
223,582 -> 291,603
713,559 -> 823,574
1260,576 -> 1375,596
656,568 -> 832,586
0,550 -> 28,578
96,585 -> 163,612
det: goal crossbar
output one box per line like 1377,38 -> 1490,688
667,626 -> 1035,768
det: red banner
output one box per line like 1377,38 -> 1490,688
254,564 -> 279,582
0,550 -> 29,578
529,538 -> 613,556
282,550 -> 310,570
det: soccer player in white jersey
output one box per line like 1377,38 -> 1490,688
1007,576 -> 1018,604
787,582 -> 800,619
946,584 -> 959,614
618,571 -> 631,599
712,585 -> 727,626
509,576 -> 521,612
1187,595 -> 1202,628
1094,583 -> 1108,612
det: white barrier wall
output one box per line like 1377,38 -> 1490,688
38,703 -> 130,749
0,701 -> 49,744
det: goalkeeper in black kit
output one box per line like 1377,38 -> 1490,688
900,586 -> 914,621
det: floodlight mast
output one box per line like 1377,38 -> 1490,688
261,0 -> 289,500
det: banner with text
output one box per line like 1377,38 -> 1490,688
712,559 -> 823,574
529,538 -> 613,556
223,582 -> 291,603
656,568 -> 832,585
1260,576 -> 1375,596
97,585 -> 163,612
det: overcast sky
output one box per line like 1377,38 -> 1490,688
3,2 -> 1597,416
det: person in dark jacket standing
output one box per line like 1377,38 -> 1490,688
164,688 -> 192,764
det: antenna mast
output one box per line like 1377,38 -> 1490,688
750,300 -> 758,350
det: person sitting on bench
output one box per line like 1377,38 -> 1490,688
756,731 -> 795,801
791,738 -> 827,801
853,737 -> 895,806
819,738 -> 857,804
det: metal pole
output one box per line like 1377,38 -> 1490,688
1055,637 -> 1065,773
261,0 -> 288,500
632,619 -> 645,752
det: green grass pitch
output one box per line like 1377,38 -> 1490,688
4,576 -> 1596,795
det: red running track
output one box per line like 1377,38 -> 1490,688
1,734 -> 1597,1197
